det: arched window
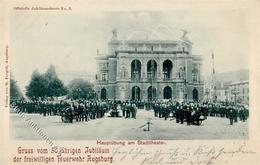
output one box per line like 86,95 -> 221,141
131,60 -> 141,81
163,60 -> 173,80
148,86 -> 156,101
132,86 -> 141,101
192,68 -> 199,82
147,60 -> 157,80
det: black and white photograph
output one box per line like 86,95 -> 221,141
9,9 -> 250,140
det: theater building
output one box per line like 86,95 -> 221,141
95,30 -> 203,102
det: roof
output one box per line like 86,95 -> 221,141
109,39 -> 192,45
229,80 -> 249,86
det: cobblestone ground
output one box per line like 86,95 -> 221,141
10,109 -> 248,140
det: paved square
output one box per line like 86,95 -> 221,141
10,110 -> 248,140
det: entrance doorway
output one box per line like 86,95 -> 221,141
101,88 -> 107,100
193,88 -> 198,101
163,86 -> 172,99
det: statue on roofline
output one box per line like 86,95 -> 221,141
112,28 -> 117,39
181,29 -> 190,40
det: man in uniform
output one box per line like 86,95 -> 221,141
228,105 -> 234,125
176,103 -> 181,123
185,104 -> 192,126
180,103 -> 185,124
158,102 -> 162,118
84,101 -> 90,121
234,105 -> 238,123
131,102 -> 137,119
153,103 -> 158,117
125,102 -> 131,119
121,101 -> 126,117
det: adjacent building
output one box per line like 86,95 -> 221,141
227,80 -> 249,105
95,30 -> 204,101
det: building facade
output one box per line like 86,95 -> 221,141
227,80 -> 249,105
215,81 -> 230,102
95,30 -> 204,102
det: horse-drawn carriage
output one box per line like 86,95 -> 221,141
109,103 -> 120,117
60,108 -> 74,123
110,109 -> 119,117
189,113 -> 207,125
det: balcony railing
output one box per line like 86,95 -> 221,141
147,71 -> 157,81
131,78 -> 141,82
116,50 -> 190,55
97,80 -> 108,84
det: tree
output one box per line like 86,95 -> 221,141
67,78 -> 95,100
26,69 -> 48,101
45,64 -> 57,82
10,74 -> 23,101
48,78 -> 67,97
26,65 -> 67,101
44,65 -> 67,98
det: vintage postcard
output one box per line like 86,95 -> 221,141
0,0 -> 260,164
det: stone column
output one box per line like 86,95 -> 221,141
141,86 -> 147,101
158,59 -> 163,81
141,58 -> 147,81
157,84 -> 163,100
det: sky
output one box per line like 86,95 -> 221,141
10,9 -> 251,92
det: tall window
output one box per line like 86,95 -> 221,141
101,72 -> 107,81
192,68 -> 199,82
163,60 -> 173,80
147,60 -> 157,80
120,67 -> 127,79
131,59 -> 141,81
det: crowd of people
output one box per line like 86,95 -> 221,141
12,100 -> 112,123
150,101 -> 249,125
11,99 -> 249,125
